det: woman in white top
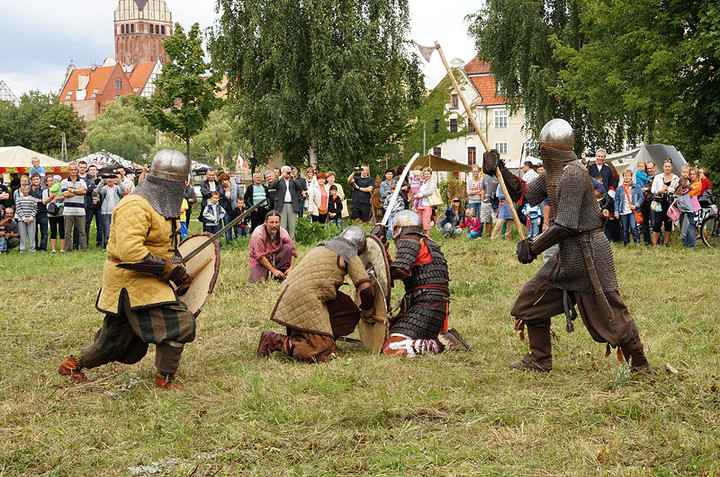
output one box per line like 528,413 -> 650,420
416,167 -> 437,235
307,172 -> 330,223
650,158 -> 679,246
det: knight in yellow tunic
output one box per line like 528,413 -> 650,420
257,226 -> 377,362
58,150 -> 195,390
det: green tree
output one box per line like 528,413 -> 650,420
211,0 -> 424,173
136,22 -> 219,160
84,96 -> 155,162
552,0 -> 720,173
0,91 -> 85,155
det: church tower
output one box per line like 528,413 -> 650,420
114,0 -> 173,66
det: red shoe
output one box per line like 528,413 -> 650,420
58,356 -> 90,383
155,374 -> 185,390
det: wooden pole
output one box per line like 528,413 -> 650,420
434,42 -> 525,239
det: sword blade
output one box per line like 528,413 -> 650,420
181,198 -> 266,264
381,153 -> 420,226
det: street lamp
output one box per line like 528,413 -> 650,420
48,125 -> 67,161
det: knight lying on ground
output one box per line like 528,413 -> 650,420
58,150 -> 196,390
257,226 -> 377,362
376,209 -> 470,356
484,118 -> 649,372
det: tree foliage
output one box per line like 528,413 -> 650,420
136,23 -> 219,160
211,0 -> 424,173
469,0 -> 720,175
0,91 -> 85,156
84,96 -> 155,162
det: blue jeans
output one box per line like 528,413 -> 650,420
223,215 -> 234,243
36,212 -> 48,251
619,213 -> 640,245
297,199 -> 305,218
680,212 -> 696,248
527,219 -> 540,239
236,225 -> 249,237
467,231 -> 480,239
329,216 -> 343,231
101,214 -> 113,248
85,208 -> 103,246
0,236 -> 6,252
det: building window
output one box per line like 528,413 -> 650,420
467,118 -> 475,133
131,23 -> 135,33
433,118 -> 440,133
450,118 -> 458,133
90,88 -> 99,99
115,79 -> 122,89
65,91 -> 73,100
494,142 -> 508,154
433,147 -> 442,157
451,92 -> 459,109
494,109 -> 508,129
468,147 -> 477,165
121,24 -> 125,34
161,25 -> 166,35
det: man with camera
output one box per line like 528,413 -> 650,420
347,164 -> 374,223
96,167 -> 127,248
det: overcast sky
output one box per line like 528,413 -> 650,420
0,0 -> 480,98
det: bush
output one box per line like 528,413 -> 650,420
294,217 -> 341,245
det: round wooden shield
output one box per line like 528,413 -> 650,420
177,232 -> 220,318
356,234 -> 390,353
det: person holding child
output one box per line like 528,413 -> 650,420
614,169 -> 643,246
43,175 -> 65,252
676,166 -> 702,249
97,169 -> 128,248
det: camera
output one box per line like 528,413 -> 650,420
352,167 -> 362,173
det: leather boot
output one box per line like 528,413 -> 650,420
257,330 -> 290,357
58,355 -> 90,383
438,328 -> 471,352
663,231 -> 672,246
155,372 -> 184,390
510,325 -> 552,371
651,232 -> 660,246
620,338 -> 649,372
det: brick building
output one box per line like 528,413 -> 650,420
114,0 -> 173,66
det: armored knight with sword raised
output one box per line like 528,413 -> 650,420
58,150 -> 197,390
484,119 -> 649,372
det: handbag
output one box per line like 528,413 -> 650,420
318,206 -> 328,215
623,186 -> 643,225
427,188 -> 443,207
650,200 -> 662,213
47,202 -> 60,215
690,195 -> 701,212
667,200 -> 681,222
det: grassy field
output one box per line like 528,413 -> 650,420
1,223 -> 719,476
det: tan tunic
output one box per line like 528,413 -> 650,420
97,194 -> 179,314
270,246 -> 369,336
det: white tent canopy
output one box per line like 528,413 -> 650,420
0,146 -> 68,171
77,150 -> 142,171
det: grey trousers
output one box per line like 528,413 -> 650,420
64,215 -> 87,251
18,219 -> 36,252
280,203 -> 297,240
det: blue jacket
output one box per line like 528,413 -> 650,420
440,207 -> 464,228
614,183 -> 644,214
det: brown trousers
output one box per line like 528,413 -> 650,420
288,291 -> 361,363
80,291 -> 196,375
511,277 -> 641,348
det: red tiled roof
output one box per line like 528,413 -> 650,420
59,65 -> 119,101
463,56 -> 504,106
128,62 -> 155,92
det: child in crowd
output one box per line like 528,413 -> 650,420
614,169 -> 643,246
327,185 -> 343,231
699,168 -> 712,195
409,167 -> 424,211
49,174 -> 63,199
179,197 -> 189,240
14,184 -> 38,252
463,208 -> 482,239
203,191 -> 226,238
97,173 -> 127,248
635,161 -> 649,186
522,202 -> 542,239
28,157 -> 46,179
227,197 -> 249,238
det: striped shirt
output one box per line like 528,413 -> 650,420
61,177 -> 87,216
14,194 -> 38,221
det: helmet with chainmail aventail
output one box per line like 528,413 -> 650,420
132,149 -> 191,219
391,209 -> 423,239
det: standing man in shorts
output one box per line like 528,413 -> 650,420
348,164 -> 374,223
